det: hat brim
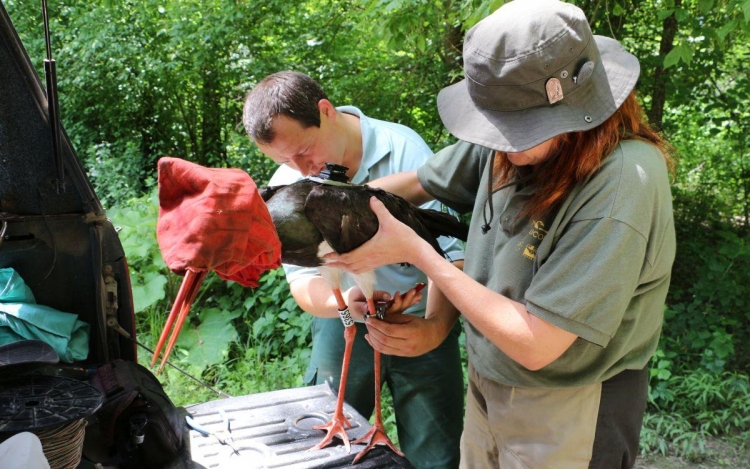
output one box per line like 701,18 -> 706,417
437,36 -> 640,152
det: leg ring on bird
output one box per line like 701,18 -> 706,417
338,308 -> 354,327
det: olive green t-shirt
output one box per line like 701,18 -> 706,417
417,139 -> 675,387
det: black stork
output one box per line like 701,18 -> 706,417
261,167 -> 468,463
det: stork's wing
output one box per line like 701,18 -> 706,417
368,187 -> 446,255
304,185 -> 380,254
374,189 -> 469,243
304,184 -> 468,257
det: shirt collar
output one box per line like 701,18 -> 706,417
337,106 -> 390,185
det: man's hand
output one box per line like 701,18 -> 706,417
369,283 -> 426,320
344,287 -> 391,322
363,283 -> 453,357
364,314 -> 451,357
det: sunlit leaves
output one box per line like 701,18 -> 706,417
658,8 -> 676,20
463,0 -> 506,28
131,271 -> 168,313
176,307 -> 242,369
664,42 -> 694,67
698,0 -> 715,13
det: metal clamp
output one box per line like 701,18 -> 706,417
186,414 -> 240,455
0,220 -> 7,248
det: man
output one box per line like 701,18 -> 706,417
242,71 -> 464,469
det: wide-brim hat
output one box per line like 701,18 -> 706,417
438,0 -> 640,152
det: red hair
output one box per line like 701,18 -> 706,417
493,92 -> 676,219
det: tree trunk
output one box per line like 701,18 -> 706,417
200,65 -> 224,166
647,1 -> 680,130
442,21 -> 464,86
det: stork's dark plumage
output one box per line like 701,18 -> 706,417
262,178 -> 468,462
261,179 -> 467,265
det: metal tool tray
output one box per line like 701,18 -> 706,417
184,383 -> 415,469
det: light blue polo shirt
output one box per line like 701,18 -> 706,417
268,106 -> 465,316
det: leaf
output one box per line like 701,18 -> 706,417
613,2 -> 625,16
744,0 -> 750,22
416,35 -> 426,53
253,315 -> 272,338
675,8 -> 689,22
465,0 -> 506,28
132,271 -> 167,312
698,0 -> 714,13
663,47 -> 682,68
679,43 -> 694,64
177,308 -> 239,369
657,9 -> 675,21
382,0 -> 405,13
664,43 -> 693,68
716,20 -> 739,40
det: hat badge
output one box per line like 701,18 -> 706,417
545,78 -> 564,104
574,60 -> 595,84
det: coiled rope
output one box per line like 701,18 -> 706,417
35,418 -> 87,469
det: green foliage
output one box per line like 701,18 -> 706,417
239,269 -> 311,360
664,42 -> 694,68
176,307 -> 242,370
640,412 -> 708,461
107,191 -> 169,313
665,204 -> 750,373
643,366 -> 750,458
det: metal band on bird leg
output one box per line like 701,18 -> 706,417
338,307 -> 354,327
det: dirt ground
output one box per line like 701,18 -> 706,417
635,438 -> 750,469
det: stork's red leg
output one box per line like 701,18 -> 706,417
154,269 -> 207,374
312,288 -> 355,453
150,269 -> 196,368
352,300 -> 404,464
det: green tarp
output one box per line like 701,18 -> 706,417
0,268 -> 89,362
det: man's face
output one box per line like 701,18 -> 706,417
256,111 -> 344,177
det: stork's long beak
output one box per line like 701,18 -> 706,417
151,268 -> 208,374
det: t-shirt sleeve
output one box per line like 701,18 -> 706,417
524,217 -> 647,347
417,140 -> 491,214
281,263 -> 321,285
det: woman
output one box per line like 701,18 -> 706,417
326,1 -> 676,468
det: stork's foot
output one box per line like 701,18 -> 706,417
311,413 -> 353,453
351,422 -> 403,464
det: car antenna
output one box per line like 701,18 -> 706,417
41,0 -> 65,194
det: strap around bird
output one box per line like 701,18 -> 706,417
309,162 -> 353,187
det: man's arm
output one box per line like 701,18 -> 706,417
367,170 -> 433,205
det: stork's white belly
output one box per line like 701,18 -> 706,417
317,241 -> 376,300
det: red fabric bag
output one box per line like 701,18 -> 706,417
156,157 -> 281,287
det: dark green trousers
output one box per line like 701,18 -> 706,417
305,317 -> 464,469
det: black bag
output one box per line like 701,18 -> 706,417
83,359 -> 184,468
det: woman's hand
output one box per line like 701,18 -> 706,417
325,197 -> 431,274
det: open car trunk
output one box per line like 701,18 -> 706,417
0,2 -> 415,468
